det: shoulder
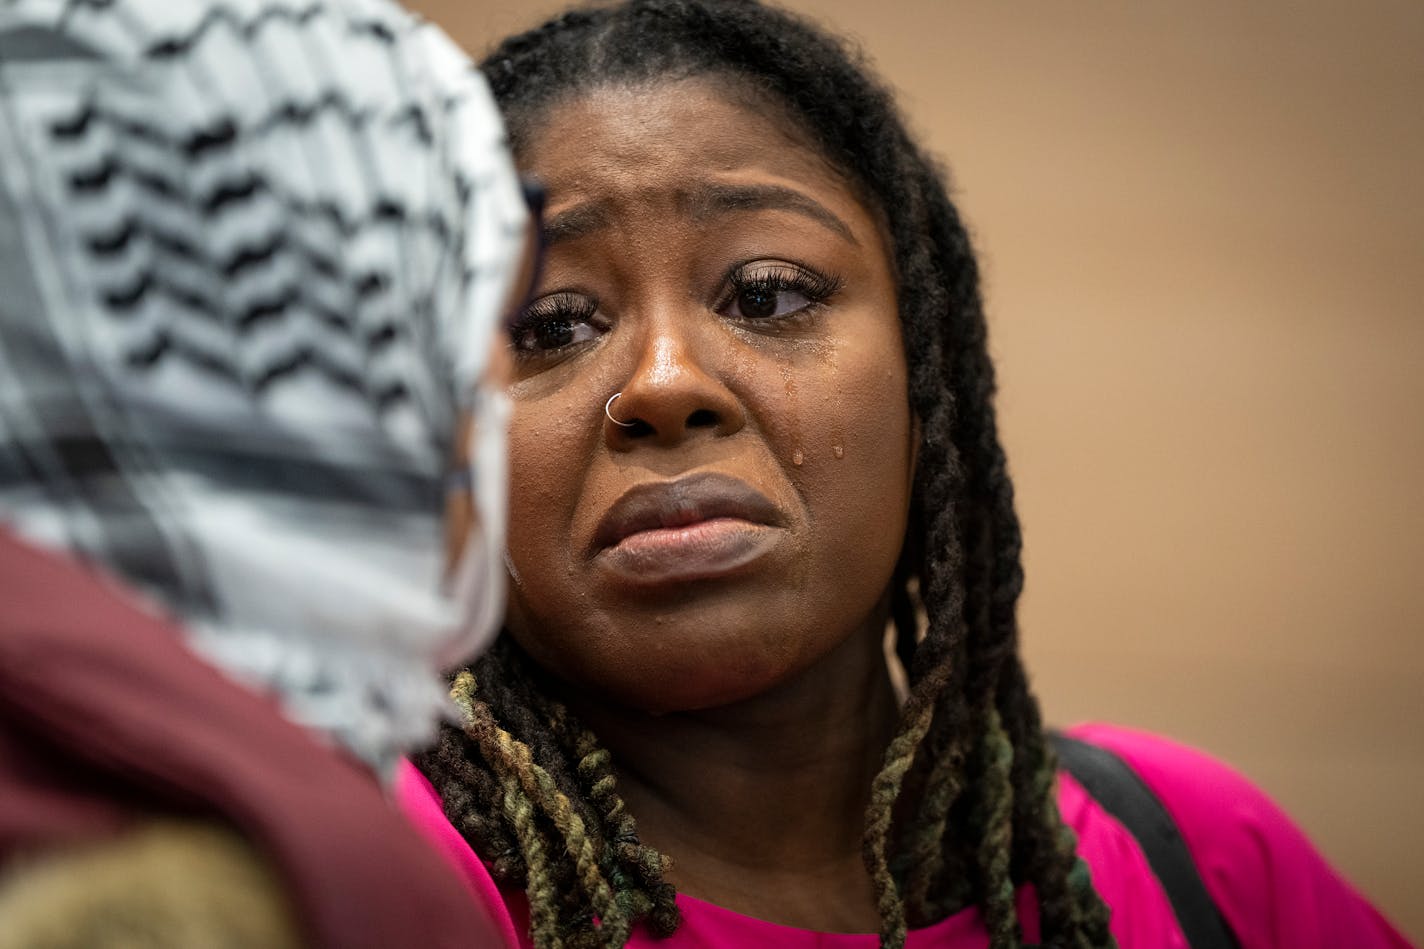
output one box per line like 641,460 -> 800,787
1062,722 -> 1283,864
394,760 -> 529,949
1062,723 -> 1412,949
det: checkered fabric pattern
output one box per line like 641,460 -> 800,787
0,0 -> 527,775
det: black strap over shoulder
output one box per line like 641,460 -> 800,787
1049,732 -> 1241,949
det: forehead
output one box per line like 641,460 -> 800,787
520,78 -> 870,231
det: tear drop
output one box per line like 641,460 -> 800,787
792,449 -> 804,466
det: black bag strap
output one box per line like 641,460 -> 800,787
1049,732 -> 1241,949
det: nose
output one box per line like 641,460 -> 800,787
605,321 -> 744,448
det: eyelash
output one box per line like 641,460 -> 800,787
507,262 -> 845,359
508,293 -> 602,358
717,263 -> 843,322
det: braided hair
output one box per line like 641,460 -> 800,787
417,2 -> 1116,946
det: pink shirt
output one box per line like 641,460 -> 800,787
396,723 -> 1412,948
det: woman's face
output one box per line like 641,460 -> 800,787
503,79 -> 914,714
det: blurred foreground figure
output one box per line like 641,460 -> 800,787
0,1 -> 528,946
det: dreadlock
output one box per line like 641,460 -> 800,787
416,2 -> 1117,947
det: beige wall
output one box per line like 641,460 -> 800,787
410,1 -> 1424,939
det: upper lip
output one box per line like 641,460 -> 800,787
592,472 -> 783,552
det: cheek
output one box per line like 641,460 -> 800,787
792,334 -> 914,596
504,399 -> 582,582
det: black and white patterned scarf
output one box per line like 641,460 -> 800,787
0,0 -> 528,775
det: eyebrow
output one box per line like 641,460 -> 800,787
542,182 -> 860,247
543,203 -> 612,246
685,183 -> 859,246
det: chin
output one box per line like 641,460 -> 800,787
516,615 -> 811,716
506,569 -> 872,716
600,651 -> 802,716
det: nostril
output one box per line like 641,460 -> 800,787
686,408 -> 718,430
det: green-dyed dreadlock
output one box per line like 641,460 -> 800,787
416,2 -> 1117,947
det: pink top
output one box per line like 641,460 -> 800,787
395,723 -> 1413,948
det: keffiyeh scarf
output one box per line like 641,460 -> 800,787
0,0 -> 528,775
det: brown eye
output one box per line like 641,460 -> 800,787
509,293 -> 604,356
736,286 -> 779,319
720,264 -> 842,322
535,319 -> 575,349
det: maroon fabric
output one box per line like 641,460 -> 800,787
0,528 -> 502,948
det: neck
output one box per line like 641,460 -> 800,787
565,614 -> 901,932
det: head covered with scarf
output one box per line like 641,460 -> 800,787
0,0 -> 530,776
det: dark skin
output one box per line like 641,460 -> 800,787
499,79 -> 915,931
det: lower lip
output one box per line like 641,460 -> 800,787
596,517 -> 780,585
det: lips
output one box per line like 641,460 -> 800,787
592,472 -> 785,584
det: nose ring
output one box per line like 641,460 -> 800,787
605,392 -> 636,428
